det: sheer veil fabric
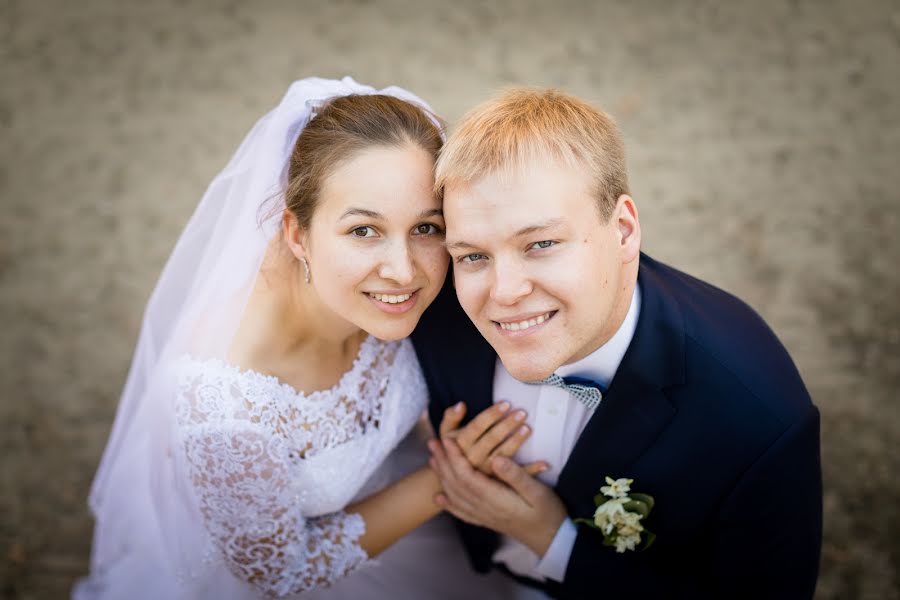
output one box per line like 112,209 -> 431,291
75,78 -> 447,598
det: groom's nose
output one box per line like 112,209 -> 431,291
489,258 -> 532,306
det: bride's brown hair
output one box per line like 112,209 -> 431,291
285,94 -> 444,230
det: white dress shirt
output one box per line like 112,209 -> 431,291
491,284 -> 642,583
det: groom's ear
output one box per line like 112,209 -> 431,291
614,195 -> 641,264
283,210 -> 310,259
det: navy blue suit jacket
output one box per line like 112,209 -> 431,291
411,254 -> 822,599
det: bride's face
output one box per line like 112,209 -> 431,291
301,144 -> 448,341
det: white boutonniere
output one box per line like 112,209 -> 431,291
574,476 -> 656,553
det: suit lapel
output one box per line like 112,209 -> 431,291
417,277 -> 502,568
446,312 -> 502,566
421,276 -> 497,426
555,255 -> 683,515
448,317 -> 497,423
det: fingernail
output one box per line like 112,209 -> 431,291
454,402 -> 463,412
518,425 -> 530,436
497,401 -> 510,412
427,440 -> 438,452
514,410 -> 526,421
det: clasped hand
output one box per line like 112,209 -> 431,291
427,402 -> 569,558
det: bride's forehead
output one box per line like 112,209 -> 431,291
331,146 -> 433,184
315,152 -> 436,214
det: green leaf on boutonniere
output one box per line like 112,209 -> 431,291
629,493 -> 655,511
623,499 -> 651,518
578,476 -> 657,553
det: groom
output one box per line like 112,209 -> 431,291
411,88 -> 822,598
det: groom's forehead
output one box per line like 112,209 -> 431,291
444,190 -> 578,250
444,166 -> 593,219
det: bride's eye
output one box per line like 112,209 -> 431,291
351,226 -> 377,238
413,223 -> 442,236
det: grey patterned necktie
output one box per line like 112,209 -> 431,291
526,373 -> 603,410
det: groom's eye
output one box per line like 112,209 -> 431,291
529,240 -> 556,250
458,253 -> 486,264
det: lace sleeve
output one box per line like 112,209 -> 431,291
176,379 -> 370,596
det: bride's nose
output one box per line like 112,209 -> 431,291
378,239 -> 416,285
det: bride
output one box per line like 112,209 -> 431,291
75,78 -> 542,599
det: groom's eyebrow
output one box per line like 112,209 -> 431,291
445,240 -> 479,251
445,219 -> 564,251
512,218 -> 565,238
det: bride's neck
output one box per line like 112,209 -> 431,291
230,258 -> 364,368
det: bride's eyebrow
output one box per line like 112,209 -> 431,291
418,208 -> 443,219
339,208 -> 383,221
339,208 -> 443,221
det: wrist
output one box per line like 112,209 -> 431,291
522,509 -> 567,557
417,465 -> 444,498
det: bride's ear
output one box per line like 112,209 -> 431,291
283,210 -> 309,260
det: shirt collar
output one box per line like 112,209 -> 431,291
556,283 -> 642,390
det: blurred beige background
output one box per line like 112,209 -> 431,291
2,1 -> 899,598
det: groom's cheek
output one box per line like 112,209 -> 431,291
452,272 -> 484,322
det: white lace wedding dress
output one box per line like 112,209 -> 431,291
164,335 -> 524,599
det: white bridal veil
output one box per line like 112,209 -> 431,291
77,77 -> 440,598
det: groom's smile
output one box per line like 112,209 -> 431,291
492,310 -> 558,335
443,156 -> 640,383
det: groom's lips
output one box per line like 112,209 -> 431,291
492,310 -> 557,338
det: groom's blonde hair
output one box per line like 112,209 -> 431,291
434,88 -> 629,221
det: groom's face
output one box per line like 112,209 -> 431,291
444,158 -> 639,382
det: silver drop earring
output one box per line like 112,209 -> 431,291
301,257 -> 311,284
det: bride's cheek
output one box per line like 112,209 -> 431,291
409,244 -> 448,285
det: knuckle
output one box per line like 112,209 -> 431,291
496,442 -> 516,458
507,466 -> 524,483
483,428 -> 504,446
506,432 -> 526,449
473,415 -> 492,433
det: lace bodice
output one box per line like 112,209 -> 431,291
172,336 -> 428,597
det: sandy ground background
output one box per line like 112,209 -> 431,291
1,0 -> 898,598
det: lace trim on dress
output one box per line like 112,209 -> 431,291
172,336 -> 401,596
176,335 -> 398,460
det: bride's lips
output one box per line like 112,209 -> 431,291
365,289 -> 420,314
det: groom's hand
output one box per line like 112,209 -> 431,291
436,401 -> 546,477
428,437 -> 568,558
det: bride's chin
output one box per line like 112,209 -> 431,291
364,329 -> 413,342
360,319 -> 417,342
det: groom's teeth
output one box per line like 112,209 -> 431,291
499,312 -> 551,331
371,293 -> 412,304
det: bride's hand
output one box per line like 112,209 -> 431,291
433,402 -> 548,477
